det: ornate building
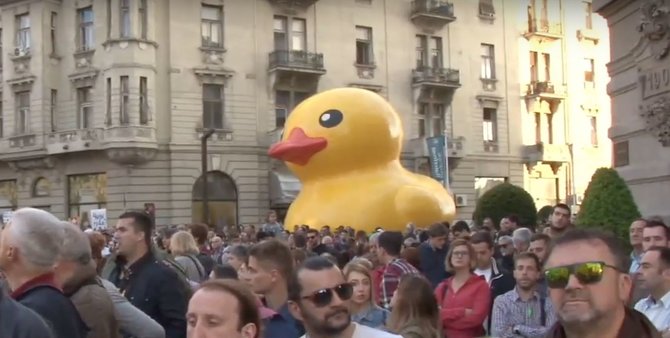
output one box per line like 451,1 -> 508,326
595,0 -> 670,222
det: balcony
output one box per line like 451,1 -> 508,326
410,0 -> 456,28
523,142 -> 571,173
102,125 -> 158,166
525,81 -> 565,113
407,136 -> 466,159
577,28 -> 600,44
266,0 -> 319,9
46,128 -> 104,155
524,20 -> 563,42
0,133 -> 46,161
412,67 -> 460,89
268,50 -> 325,74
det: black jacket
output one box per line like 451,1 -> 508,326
0,290 -> 55,338
12,274 -> 88,338
485,258 -> 516,332
108,252 -> 187,338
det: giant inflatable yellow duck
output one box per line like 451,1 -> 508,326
268,88 -> 456,233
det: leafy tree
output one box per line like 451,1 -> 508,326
473,183 -> 537,228
576,167 -> 641,239
537,205 -> 554,226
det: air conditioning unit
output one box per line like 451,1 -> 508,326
455,194 -> 468,207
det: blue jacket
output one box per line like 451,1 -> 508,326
0,290 -> 55,338
419,241 -> 449,288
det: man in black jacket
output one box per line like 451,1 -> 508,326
0,289 -> 55,338
0,208 -> 87,338
470,231 -> 516,334
108,211 -> 187,338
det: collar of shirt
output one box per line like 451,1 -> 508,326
511,286 -> 541,302
642,289 -> 670,310
10,272 -> 60,299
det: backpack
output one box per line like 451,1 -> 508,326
160,257 -> 195,300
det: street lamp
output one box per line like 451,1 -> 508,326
201,129 -> 216,225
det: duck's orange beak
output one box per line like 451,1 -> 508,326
268,128 -> 327,165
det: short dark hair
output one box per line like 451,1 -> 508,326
515,252 -> 541,271
427,223 -> 449,238
452,221 -> 470,234
249,239 -> 293,280
197,279 -> 260,337
645,220 -> 670,240
119,211 -> 154,247
229,245 -> 249,262
507,214 -> 520,225
377,231 -> 403,256
212,264 -> 239,280
547,229 -> 630,272
470,231 -> 494,248
288,256 -> 337,302
306,229 -> 319,236
646,246 -> 670,268
530,233 -> 551,245
553,203 -> 571,215
293,232 -> 307,248
189,223 -> 209,245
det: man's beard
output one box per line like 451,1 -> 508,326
301,305 -> 350,336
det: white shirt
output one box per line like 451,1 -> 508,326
300,323 -> 402,338
635,290 -> 670,331
475,267 -> 493,284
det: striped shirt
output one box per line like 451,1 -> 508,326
378,258 -> 419,310
491,287 -> 556,338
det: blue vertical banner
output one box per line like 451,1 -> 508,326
426,136 -> 446,184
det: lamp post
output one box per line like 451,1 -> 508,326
201,129 -> 216,225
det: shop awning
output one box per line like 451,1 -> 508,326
269,169 -> 301,206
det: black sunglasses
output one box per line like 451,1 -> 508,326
544,261 -> 621,289
301,283 -> 353,307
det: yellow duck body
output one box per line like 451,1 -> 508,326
268,87 -> 456,233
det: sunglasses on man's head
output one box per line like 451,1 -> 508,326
302,283 -> 353,307
544,261 -> 621,289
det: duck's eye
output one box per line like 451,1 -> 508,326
319,110 -> 343,128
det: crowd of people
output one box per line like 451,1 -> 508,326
0,205 -> 668,338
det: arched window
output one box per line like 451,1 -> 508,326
192,171 -> 238,228
32,177 -> 51,197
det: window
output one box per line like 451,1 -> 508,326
15,91 -> 30,134
613,141 -> 629,167
16,14 -> 30,52
479,0 -> 495,17
482,108 -> 497,144
120,76 -> 129,125
542,53 -> 551,81
534,112 -> 542,143
78,7 -> 94,51
584,1 -> 593,29
50,12 -> 57,55
50,90 -> 57,132
584,58 -> 595,84
355,26 -> 373,65
67,173 -> 107,223
120,0 -> 130,38
417,103 -> 445,138
0,29 -> 3,68
106,0 -> 112,38
273,16 -> 306,52
77,87 -> 93,129
203,84 -> 224,129
139,0 -> 148,39
416,35 -> 427,68
275,90 -> 311,128
139,77 -> 149,125
547,113 -> 554,143
481,44 -> 495,79
430,37 -> 442,68
0,101 -> 3,138
589,116 -> 598,146
530,51 -> 538,82
105,78 -> 112,126
201,5 -> 223,48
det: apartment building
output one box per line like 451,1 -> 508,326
518,0 -> 611,212
594,0 -> 670,223
0,0 -> 574,228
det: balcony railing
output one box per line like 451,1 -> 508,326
266,0 -> 319,9
412,66 -> 460,87
410,0 -> 456,26
526,19 -> 563,37
46,128 -> 104,154
268,50 -> 325,72
524,142 -> 570,163
526,81 -> 565,96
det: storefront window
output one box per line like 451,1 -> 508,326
0,180 -> 18,215
192,171 -> 238,229
68,173 -> 107,227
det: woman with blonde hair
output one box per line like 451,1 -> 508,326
434,239 -> 490,338
343,258 -> 389,330
170,231 -> 207,283
387,274 -> 441,338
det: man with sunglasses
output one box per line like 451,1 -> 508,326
544,229 -> 660,338
288,256 -> 401,338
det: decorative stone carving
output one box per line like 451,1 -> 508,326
74,50 -> 95,69
7,157 -> 57,172
106,148 -> 158,166
638,0 -> 670,59
640,96 -> 670,146
201,48 -> 226,65
69,69 -> 99,88
13,57 -> 30,74
355,65 -> 375,79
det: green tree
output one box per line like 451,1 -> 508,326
537,205 -> 554,226
576,167 -> 641,239
473,182 -> 538,228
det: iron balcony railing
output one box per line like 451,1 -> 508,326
269,50 -> 324,71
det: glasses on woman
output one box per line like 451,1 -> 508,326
301,283 -> 353,307
544,261 -> 621,289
